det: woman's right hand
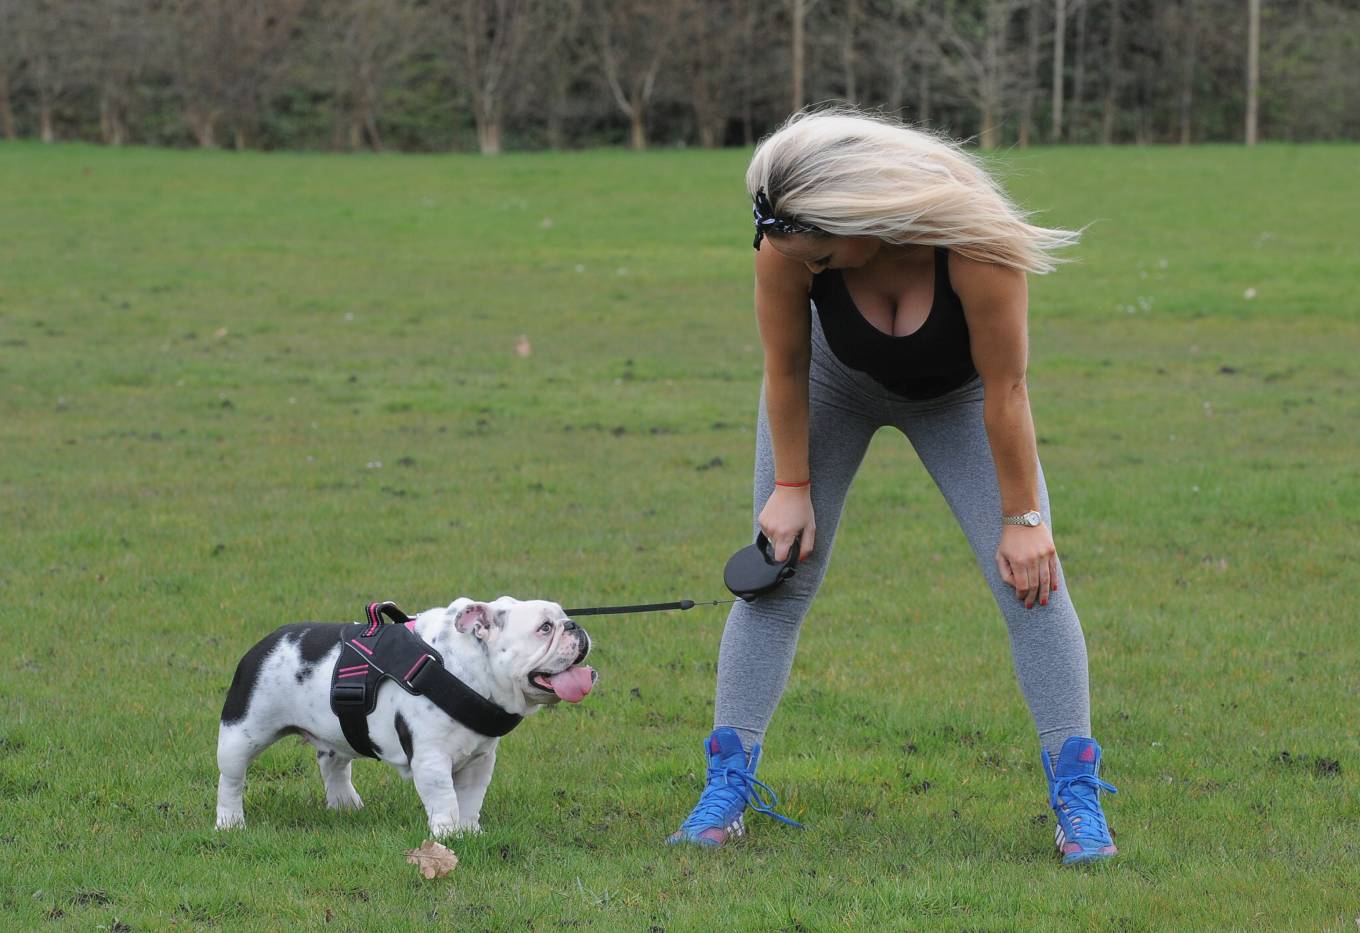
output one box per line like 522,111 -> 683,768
759,485 -> 816,563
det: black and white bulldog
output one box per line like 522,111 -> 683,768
215,597 -> 595,837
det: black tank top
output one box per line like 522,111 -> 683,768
810,247 -> 977,400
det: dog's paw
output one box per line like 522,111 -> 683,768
428,818 -> 459,838
326,789 -> 365,811
215,809 -> 245,830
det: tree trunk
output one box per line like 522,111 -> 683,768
1069,0 -> 1088,141
1101,0 -> 1121,144
364,109 -> 383,153
39,96 -> 55,143
359,75 -> 383,153
233,125 -> 248,151
1245,0 -> 1259,145
1051,0 -> 1066,141
1,73 -> 18,140
980,1 -> 1002,149
329,76 -> 347,152
741,0 -> 756,145
791,0 -> 805,112
547,60 -> 569,150
887,43 -> 908,116
690,43 -> 722,148
189,109 -> 217,148
629,110 -> 646,150
1019,0 -> 1040,147
99,89 -> 121,145
980,101 -> 999,149
477,114 -> 503,155
841,0 -> 859,102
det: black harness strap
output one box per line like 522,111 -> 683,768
330,601 -> 523,758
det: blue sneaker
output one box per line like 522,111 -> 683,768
1043,736 -> 1119,864
667,727 -> 802,847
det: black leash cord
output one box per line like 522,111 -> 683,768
564,597 -> 737,617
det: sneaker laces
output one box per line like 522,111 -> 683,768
680,749 -> 803,832
1050,773 -> 1117,841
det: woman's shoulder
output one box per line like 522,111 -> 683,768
755,242 -> 814,295
946,249 -> 1027,307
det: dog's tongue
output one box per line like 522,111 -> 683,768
546,666 -> 595,703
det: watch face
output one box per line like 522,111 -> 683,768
1025,511 -> 1041,526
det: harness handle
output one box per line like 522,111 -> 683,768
364,600 -> 414,636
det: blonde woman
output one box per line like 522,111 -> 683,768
667,109 -> 1117,864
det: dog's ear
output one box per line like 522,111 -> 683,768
452,602 -> 498,640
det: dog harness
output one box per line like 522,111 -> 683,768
329,601 -> 523,758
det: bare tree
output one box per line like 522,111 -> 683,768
446,0 -> 558,155
326,0 -> 429,152
12,0 -> 85,142
591,0 -> 680,149
786,0 -> 827,113
737,0 -> 765,144
840,0 -> 862,102
681,0 -> 754,147
4,0 -> 1357,151
171,0 -> 227,146
1050,0 -> 1066,140
920,0 -> 1026,149
80,0 -> 167,145
0,0 -> 22,139
1018,0 -> 1042,145
1245,0 -> 1259,144
861,0 -> 920,118
790,0 -> 808,112
0,70 -> 13,140
171,0 -> 305,149
1257,0 -> 1360,142
541,0 -> 586,149
1177,0 -> 1198,143
1068,0 -> 1087,140
1100,0 -> 1122,143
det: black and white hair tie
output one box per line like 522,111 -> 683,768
752,188 -> 821,249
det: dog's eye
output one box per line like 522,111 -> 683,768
538,622 -> 553,634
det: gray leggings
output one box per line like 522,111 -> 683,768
715,315 -> 1092,760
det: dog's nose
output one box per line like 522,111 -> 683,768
563,620 -> 579,632
573,628 -> 591,664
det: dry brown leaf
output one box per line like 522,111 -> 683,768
405,839 -> 458,879
515,335 -> 532,358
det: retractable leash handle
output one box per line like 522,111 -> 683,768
722,531 -> 802,602
564,532 -> 802,617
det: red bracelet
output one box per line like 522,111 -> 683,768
775,479 -> 810,488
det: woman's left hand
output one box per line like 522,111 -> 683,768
995,525 -> 1059,609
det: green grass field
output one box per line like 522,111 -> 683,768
1,141 -> 1357,931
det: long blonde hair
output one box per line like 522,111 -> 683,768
746,108 -> 1078,274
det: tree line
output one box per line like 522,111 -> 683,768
1,0 -> 1356,153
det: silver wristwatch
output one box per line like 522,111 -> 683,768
1002,510 -> 1043,527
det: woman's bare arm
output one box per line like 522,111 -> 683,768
753,244 -> 817,561
951,251 -> 1059,609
